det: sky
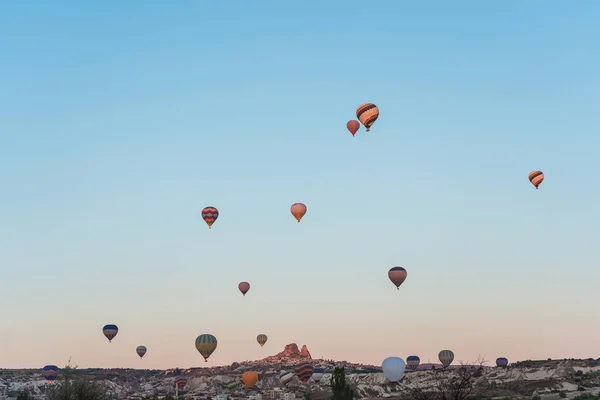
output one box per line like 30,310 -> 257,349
1,0 -> 599,370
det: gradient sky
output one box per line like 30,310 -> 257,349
1,0 -> 599,370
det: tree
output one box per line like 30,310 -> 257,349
330,366 -> 353,400
47,360 -> 108,400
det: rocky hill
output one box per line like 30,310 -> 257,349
1,345 -> 599,400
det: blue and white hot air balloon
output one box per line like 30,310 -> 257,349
382,357 -> 406,382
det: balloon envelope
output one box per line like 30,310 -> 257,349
136,346 -> 147,358
356,103 -> 379,132
295,361 -> 314,383
528,170 -> 544,189
257,334 -> 268,347
346,120 -> 360,136
242,371 -> 259,388
388,267 -> 407,289
496,357 -> 509,367
406,356 -> 420,371
239,282 -> 250,296
195,334 -> 218,362
382,357 -> 406,382
102,324 -> 118,342
438,350 -> 454,368
290,203 -> 307,222
202,206 -> 219,228
279,371 -> 294,386
42,365 -> 59,383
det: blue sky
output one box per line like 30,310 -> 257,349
1,0 -> 599,369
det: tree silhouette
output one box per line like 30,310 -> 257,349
329,366 -> 353,400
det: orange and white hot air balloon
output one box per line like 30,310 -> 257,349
356,103 -> 379,132
290,203 -> 307,223
528,170 -> 544,189
238,281 -> 250,296
346,120 -> 360,137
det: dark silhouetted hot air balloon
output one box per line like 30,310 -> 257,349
239,281 -> 250,296
346,120 -> 360,137
388,267 -> 407,290
136,346 -> 147,359
438,350 -> 454,368
311,368 -> 324,382
496,357 -> 508,368
295,361 -> 314,384
257,334 -> 268,347
195,334 -> 217,362
528,170 -> 544,189
382,357 -> 406,382
356,103 -> 379,132
42,365 -> 59,383
290,203 -> 307,222
406,356 -> 420,371
242,371 -> 259,388
279,371 -> 294,386
175,377 -> 187,394
102,324 -> 118,342
202,206 -> 219,229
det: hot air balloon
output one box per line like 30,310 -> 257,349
42,365 -> 59,383
388,267 -> 407,290
279,371 -> 294,386
496,357 -> 508,368
239,281 -> 250,296
382,357 -> 406,382
290,203 -> 307,222
311,368 -> 324,383
438,350 -> 454,368
202,206 -> 219,229
346,120 -> 360,137
406,356 -> 420,371
528,170 -> 544,189
356,103 -> 379,132
257,334 -> 268,347
242,371 -> 259,388
195,334 -> 217,362
175,377 -> 187,393
102,324 -> 118,342
225,381 -> 241,390
136,346 -> 147,359
295,361 -> 314,384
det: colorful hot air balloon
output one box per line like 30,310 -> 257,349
311,368 -> 324,383
295,361 -> 314,384
136,346 -> 147,359
279,371 -> 294,386
438,350 -> 454,368
388,267 -> 407,290
42,365 -> 59,383
225,381 -> 241,390
356,103 -> 379,132
406,356 -> 420,371
346,120 -> 360,137
195,334 -> 217,362
242,371 -> 259,388
496,357 -> 508,368
382,357 -> 406,382
290,203 -> 307,222
202,206 -> 219,229
528,170 -> 544,189
102,324 -> 118,342
175,377 -> 187,392
239,281 -> 250,296
257,334 -> 268,347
